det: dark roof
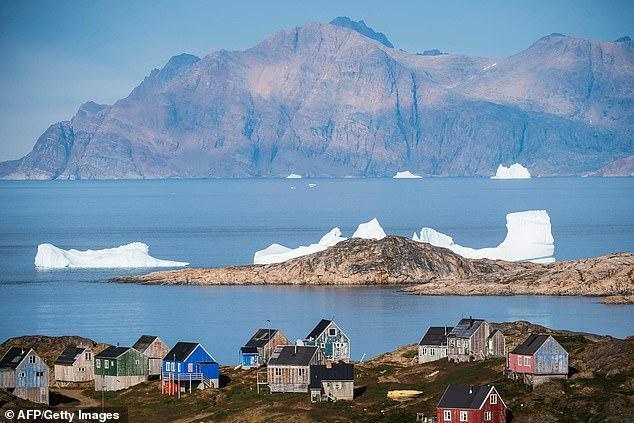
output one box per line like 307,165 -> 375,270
488,329 -> 503,339
419,327 -> 453,346
0,347 -> 30,369
244,329 -> 279,348
437,384 -> 495,409
95,346 -> 132,359
240,346 -> 258,354
54,347 -> 86,365
309,363 -> 354,389
132,335 -> 159,353
511,334 -> 552,355
165,342 -> 199,362
307,319 -> 332,340
268,346 -> 319,366
448,318 -> 485,339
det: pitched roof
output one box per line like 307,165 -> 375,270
240,346 -> 258,354
488,329 -> 503,339
165,342 -> 200,362
268,346 -> 319,366
309,363 -> 354,389
511,334 -> 552,355
244,329 -> 279,348
55,347 -> 86,365
419,327 -> 453,346
132,335 -> 159,353
0,347 -> 30,369
437,384 -> 495,409
448,318 -> 485,338
95,346 -> 132,359
306,319 -> 332,340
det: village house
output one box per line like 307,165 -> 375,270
162,342 -> 219,395
239,328 -> 289,368
0,347 -> 49,404
54,346 -> 94,383
309,362 -> 354,402
447,318 -> 505,362
132,335 -> 169,378
437,384 -> 508,423
267,345 -> 325,393
507,334 -> 569,387
94,346 -> 148,391
418,326 -> 453,363
304,319 -> 350,362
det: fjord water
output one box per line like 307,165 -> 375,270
0,178 -> 632,363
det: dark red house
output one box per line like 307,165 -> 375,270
436,384 -> 507,423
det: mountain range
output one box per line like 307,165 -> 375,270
1,18 -> 633,179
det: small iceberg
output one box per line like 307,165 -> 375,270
352,218 -> 386,240
286,173 -> 302,179
34,242 -> 189,269
393,171 -> 422,179
412,210 -> 554,263
308,183 -> 317,188
491,163 -> 531,179
254,228 -> 347,265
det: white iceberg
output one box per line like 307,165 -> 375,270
286,173 -> 302,179
491,163 -> 531,179
352,218 -> 386,240
254,228 -> 347,265
34,242 -> 189,269
393,171 -> 422,179
413,210 -> 555,263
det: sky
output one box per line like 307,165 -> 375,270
1,0 -> 633,161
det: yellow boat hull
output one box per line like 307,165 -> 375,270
387,390 -> 423,400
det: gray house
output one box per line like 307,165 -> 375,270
267,345 -> 325,393
133,335 -> 169,377
447,318 -> 504,362
54,346 -> 94,383
309,362 -> 354,402
304,319 -> 350,362
418,327 -> 453,364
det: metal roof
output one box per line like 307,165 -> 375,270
306,319 -> 332,340
309,363 -> 354,389
132,335 -> 159,353
419,327 -> 453,346
268,345 -> 319,366
0,347 -> 30,369
244,329 -> 279,348
95,346 -> 132,359
54,347 -> 87,365
511,334 -> 553,355
448,318 -> 485,339
437,384 -> 495,409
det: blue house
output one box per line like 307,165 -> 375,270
162,342 -> 219,394
0,347 -> 49,404
239,328 -> 289,368
304,319 -> 350,362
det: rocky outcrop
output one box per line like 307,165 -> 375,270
112,236 -> 634,299
2,20 -> 633,179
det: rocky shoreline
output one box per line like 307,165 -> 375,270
112,236 -> 634,301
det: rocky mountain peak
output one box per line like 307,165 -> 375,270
329,16 -> 394,48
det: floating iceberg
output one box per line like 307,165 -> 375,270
352,218 -> 386,240
286,173 -> 302,179
393,171 -> 422,179
254,228 -> 347,265
413,210 -> 555,263
34,242 -> 189,269
491,163 -> 531,179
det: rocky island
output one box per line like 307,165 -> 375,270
113,236 -> 634,301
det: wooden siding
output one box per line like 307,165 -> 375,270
321,380 -> 354,401
54,349 -> 94,382
448,322 -> 490,362
305,322 -> 350,362
142,338 -> 169,376
488,331 -> 506,358
533,337 -> 568,376
258,331 -> 289,365
436,388 -> 507,423
268,349 -> 325,393
418,345 -> 448,363
95,349 -> 147,378
7,350 -> 50,404
94,374 -> 147,391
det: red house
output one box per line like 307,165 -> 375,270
507,334 -> 568,386
437,384 -> 507,423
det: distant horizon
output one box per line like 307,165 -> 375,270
1,0 -> 633,161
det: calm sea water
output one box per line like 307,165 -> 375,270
0,178 -> 633,363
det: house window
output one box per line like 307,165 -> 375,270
165,362 -> 170,371
298,368 -> 305,377
517,355 -> 522,366
85,352 -> 91,360
136,359 -> 140,365
19,372 -> 25,378
79,367 -> 85,373
171,362 -> 175,371
490,394 -> 497,404
431,348 -> 435,356
524,356 -> 530,366
177,363 -> 181,372
96,360 -> 101,368
484,411 -> 492,421
328,328 -> 337,336
320,343 -> 325,348
422,347 -> 427,355
459,410 -> 468,421
187,363 -> 193,372
274,368 -> 282,376
36,371 -> 44,377
29,355 -> 36,364
334,382 -> 342,389
443,410 -> 451,421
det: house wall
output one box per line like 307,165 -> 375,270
163,345 -> 217,380
534,338 -> 568,376
94,374 -> 146,391
144,339 -> 169,375
322,380 -> 354,401
240,353 -> 259,367
0,369 -> 16,388
268,365 -> 311,393
55,350 -> 94,382
258,331 -> 290,365
418,345 -> 448,363
95,350 -> 147,378
488,331 -> 506,358
305,322 -> 350,362
508,353 -> 534,374
448,322 -> 490,362
15,351 -> 49,390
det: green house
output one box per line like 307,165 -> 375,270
94,346 -> 148,391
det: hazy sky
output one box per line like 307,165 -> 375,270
1,0 -> 633,160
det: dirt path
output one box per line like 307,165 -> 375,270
54,388 -> 100,408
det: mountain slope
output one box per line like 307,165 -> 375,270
1,20 -> 633,179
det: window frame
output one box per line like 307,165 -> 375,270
517,355 -> 522,366
490,393 -> 498,404
443,410 -> 451,421
484,411 -> 492,421
29,355 -> 36,364
328,327 -> 337,337
459,410 -> 468,422
96,360 -> 101,369
104,360 -> 109,369
524,356 -> 530,366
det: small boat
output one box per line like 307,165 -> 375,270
387,390 -> 423,400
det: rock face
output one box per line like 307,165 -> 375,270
2,20 -> 633,179
112,236 -> 634,299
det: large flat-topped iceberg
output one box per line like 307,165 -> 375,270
491,163 -> 531,179
35,242 -> 189,269
393,171 -> 422,179
413,210 -> 555,263
254,218 -> 388,264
